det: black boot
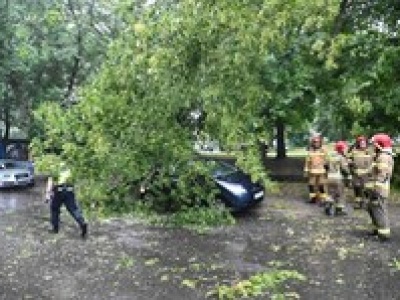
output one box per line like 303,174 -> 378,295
378,233 -> 390,242
367,229 -> 378,236
335,205 -> 347,216
80,223 -> 88,238
359,200 -> 367,210
49,227 -> 59,234
325,203 -> 335,216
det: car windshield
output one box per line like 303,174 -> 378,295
151,159 -> 239,178
207,160 -> 238,177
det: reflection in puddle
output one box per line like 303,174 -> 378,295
0,193 -> 20,213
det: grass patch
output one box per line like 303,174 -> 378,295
389,258 -> 400,272
115,254 -> 135,270
207,269 -> 306,299
197,151 -> 237,160
286,148 -> 308,158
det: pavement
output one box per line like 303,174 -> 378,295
0,182 -> 400,299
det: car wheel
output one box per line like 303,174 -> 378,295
28,180 -> 35,188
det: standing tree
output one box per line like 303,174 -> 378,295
33,0 -> 350,211
0,0 -> 125,142
314,0 -> 400,138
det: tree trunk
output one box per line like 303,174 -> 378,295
258,140 -> 269,167
64,0 -> 83,103
4,106 -> 10,142
276,118 -> 286,159
0,106 -> 10,159
333,0 -> 350,34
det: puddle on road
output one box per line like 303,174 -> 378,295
0,190 -> 31,213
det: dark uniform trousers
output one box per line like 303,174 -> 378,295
51,185 -> 86,231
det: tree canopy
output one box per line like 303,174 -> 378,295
0,0 -> 126,140
5,0 -> 398,211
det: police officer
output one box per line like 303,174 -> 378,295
325,141 -> 350,216
348,136 -> 373,208
45,163 -> 88,238
304,135 -> 328,204
365,133 -> 394,241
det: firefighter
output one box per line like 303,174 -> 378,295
45,162 -> 88,238
304,135 -> 328,204
365,133 -> 394,241
324,141 -> 350,216
348,136 -> 373,208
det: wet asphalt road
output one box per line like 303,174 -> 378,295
1,182 -> 400,300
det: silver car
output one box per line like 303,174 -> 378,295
0,160 -> 35,188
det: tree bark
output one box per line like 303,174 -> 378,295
258,140 -> 269,167
64,0 -> 83,102
3,105 -> 10,142
333,0 -> 350,34
276,118 -> 286,159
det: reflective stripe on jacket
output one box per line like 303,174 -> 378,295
349,149 -> 373,175
371,151 -> 393,198
304,147 -> 328,175
57,168 -> 72,185
327,152 -> 349,180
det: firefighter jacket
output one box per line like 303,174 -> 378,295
326,152 -> 349,180
304,147 -> 328,175
371,150 -> 394,198
348,148 -> 373,176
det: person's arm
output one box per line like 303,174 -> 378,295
303,153 -> 310,177
45,176 -> 54,202
375,154 -> 393,184
346,150 -> 355,173
340,155 -> 350,176
323,149 -> 330,172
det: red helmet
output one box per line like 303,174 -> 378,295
335,141 -> 348,154
371,133 -> 392,149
